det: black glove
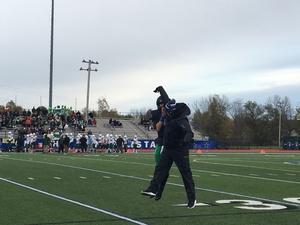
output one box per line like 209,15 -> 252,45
153,86 -> 162,93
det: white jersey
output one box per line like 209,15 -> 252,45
133,137 -> 138,145
8,132 -> 14,141
69,133 -> 74,143
124,137 -> 128,145
24,135 -> 31,146
109,136 -> 115,145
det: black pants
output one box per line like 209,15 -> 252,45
149,146 -> 196,201
58,145 -> 64,153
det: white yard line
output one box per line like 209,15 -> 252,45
193,169 -> 300,185
193,159 -> 300,174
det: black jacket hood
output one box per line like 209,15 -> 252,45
172,103 -> 191,119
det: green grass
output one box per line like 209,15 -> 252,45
0,152 -> 299,225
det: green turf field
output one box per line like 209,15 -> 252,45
0,152 -> 299,225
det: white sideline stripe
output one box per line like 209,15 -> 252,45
0,177 -> 148,225
193,169 -> 300,185
194,160 -> 300,174
2,157 -> 300,208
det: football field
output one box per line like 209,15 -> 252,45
0,152 -> 299,225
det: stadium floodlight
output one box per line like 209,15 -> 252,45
80,59 -> 99,121
277,101 -> 283,149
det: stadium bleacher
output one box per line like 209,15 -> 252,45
0,115 -> 203,142
71,118 -> 154,140
68,117 -> 203,141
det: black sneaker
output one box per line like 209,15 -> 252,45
154,185 -> 164,201
188,199 -> 196,209
141,188 -> 156,197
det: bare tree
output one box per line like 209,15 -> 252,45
97,97 -> 110,116
228,99 -> 245,140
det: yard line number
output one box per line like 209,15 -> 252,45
216,198 -> 300,210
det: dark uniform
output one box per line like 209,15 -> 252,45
151,86 -> 170,165
149,86 -> 170,200
142,99 -> 196,208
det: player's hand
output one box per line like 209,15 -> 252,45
161,107 -> 166,116
153,86 -> 162,93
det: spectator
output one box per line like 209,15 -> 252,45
79,134 -> 88,153
58,134 -> 65,153
88,112 -> 94,119
116,135 -> 124,153
63,133 -> 70,154
16,135 -> 23,153
25,117 -> 31,127
42,134 -> 51,154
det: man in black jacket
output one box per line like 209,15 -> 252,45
141,98 -> 196,209
149,86 -> 170,200
63,134 -> 70,155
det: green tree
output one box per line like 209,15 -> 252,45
192,95 -> 232,141
228,99 -> 245,140
243,101 -> 273,145
6,100 -> 16,107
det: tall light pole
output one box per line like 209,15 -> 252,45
278,109 -> 282,149
49,0 -> 54,108
277,101 -> 283,149
80,60 -> 99,121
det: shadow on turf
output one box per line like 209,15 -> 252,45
24,208 -> 299,225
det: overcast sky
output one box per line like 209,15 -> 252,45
1,0 -> 300,114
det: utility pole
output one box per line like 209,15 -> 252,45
80,60 -> 99,122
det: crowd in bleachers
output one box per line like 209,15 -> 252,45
0,106 -> 151,153
0,106 -> 87,138
108,117 -> 123,129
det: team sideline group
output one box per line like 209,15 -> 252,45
6,130 -> 139,154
